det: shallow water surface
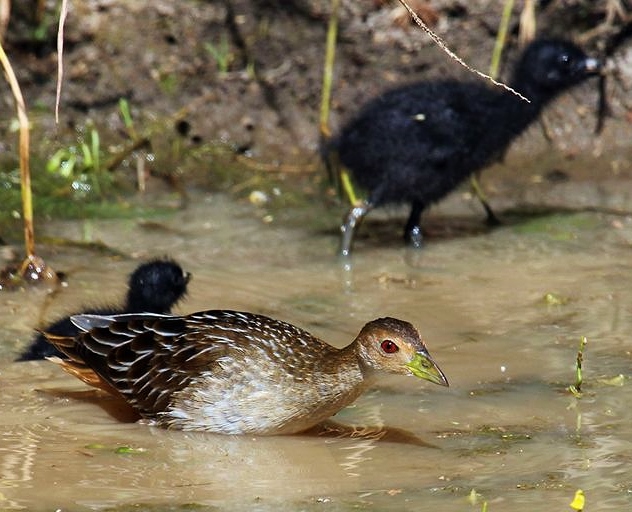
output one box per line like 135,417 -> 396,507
1,193 -> 631,511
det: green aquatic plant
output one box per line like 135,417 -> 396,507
466,489 -> 487,511
543,292 -> 570,306
568,336 -> 587,398
597,374 -> 625,386
114,446 -> 147,455
514,213 -> 600,238
84,443 -> 147,455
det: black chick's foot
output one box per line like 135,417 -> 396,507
481,200 -> 502,227
404,225 -> 424,249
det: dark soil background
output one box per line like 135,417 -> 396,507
1,0 -> 632,217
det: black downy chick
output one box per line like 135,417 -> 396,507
330,39 -> 601,256
17,258 -> 191,361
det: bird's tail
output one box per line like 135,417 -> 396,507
38,329 -> 79,361
41,329 -> 118,395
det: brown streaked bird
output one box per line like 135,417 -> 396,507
44,310 -> 448,435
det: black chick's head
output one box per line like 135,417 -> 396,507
512,38 -> 600,98
125,259 -> 191,313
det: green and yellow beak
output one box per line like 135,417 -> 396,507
405,351 -> 449,387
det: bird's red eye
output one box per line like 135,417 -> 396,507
380,340 -> 399,353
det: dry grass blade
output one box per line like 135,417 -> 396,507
0,41 -> 58,286
0,0 -> 9,44
519,0 -> 537,46
0,41 -> 35,257
396,0 -> 530,103
56,0 -> 69,123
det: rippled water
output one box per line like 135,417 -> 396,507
1,191 -> 631,511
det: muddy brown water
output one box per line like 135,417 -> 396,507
1,192 -> 631,511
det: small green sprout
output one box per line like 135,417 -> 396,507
467,488 -> 485,507
84,443 -> 106,449
597,374 -> 625,386
568,336 -> 587,398
84,443 -> 146,455
204,33 -> 232,75
543,292 -> 569,306
114,446 -> 146,455
118,98 -> 138,140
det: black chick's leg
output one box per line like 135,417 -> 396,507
481,199 -> 502,227
404,201 -> 425,248
470,174 -> 501,226
340,201 -> 372,257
